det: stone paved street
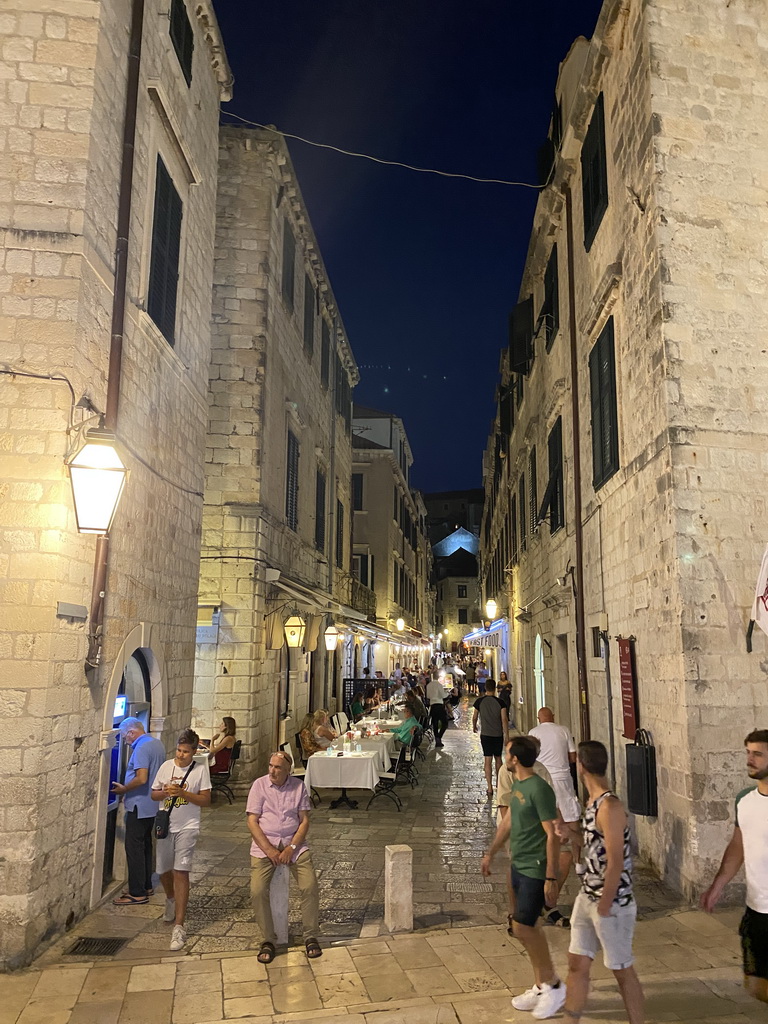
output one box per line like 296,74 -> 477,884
1,702 -> 761,1023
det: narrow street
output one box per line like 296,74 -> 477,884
1,706 -> 760,1023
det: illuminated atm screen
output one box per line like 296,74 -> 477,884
113,694 -> 127,721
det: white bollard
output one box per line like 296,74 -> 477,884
269,864 -> 290,945
384,844 -> 413,933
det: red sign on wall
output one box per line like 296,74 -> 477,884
618,637 -> 639,739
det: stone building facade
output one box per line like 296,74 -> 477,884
0,0 -> 231,965
193,127 -> 363,781
481,0 -> 768,898
351,405 -> 434,673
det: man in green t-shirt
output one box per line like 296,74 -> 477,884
482,736 -> 565,1019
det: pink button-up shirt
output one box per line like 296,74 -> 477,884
246,774 -> 311,860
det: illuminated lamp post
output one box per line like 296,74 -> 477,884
67,427 -> 128,535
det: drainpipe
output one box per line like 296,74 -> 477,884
86,0 -> 144,670
562,184 -> 591,741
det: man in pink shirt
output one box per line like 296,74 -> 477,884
247,750 -> 321,963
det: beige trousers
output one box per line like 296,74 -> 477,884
250,850 -> 319,944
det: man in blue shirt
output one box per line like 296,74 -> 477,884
111,718 -> 166,905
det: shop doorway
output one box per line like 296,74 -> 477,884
102,650 -> 152,893
553,634 -> 574,734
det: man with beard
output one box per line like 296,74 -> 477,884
701,729 -> 768,1005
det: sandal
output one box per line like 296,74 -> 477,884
257,941 -> 276,964
112,894 -> 148,906
507,913 -> 515,937
305,937 -> 323,959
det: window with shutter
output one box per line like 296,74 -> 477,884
281,218 -> 296,310
320,319 -> 330,387
582,93 -> 609,251
529,447 -> 538,535
393,560 -> 399,602
314,470 -> 326,551
169,0 -> 194,86
511,495 -> 518,565
589,317 -> 620,488
518,474 -> 527,553
458,608 -> 468,624
541,245 -> 560,350
147,157 -> 183,345
509,295 -> 534,374
336,500 -> 344,568
544,417 -> 564,533
285,432 -> 299,532
303,274 -> 314,356
458,584 -> 467,598
352,473 -> 363,511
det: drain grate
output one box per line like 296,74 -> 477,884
445,881 -> 493,893
66,936 -> 129,957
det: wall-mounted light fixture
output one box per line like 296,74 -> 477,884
396,617 -> 405,632
323,625 -> 340,651
67,427 -> 128,535
485,598 -> 498,620
283,613 -> 306,648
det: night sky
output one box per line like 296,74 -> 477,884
215,0 -> 605,492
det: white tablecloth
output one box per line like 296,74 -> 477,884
304,750 -> 379,794
359,716 -> 402,731
357,733 -> 396,771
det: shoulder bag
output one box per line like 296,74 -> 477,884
154,761 -> 195,840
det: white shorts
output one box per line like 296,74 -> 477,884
569,891 -> 637,970
156,828 -> 199,874
551,775 -> 581,823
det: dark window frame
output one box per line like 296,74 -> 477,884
529,447 -> 538,537
458,607 -> 468,624
320,319 -> 330,388
589,317 -> 620,488
281,217 -> 296,311
582,93 -> 609,252
303,273 -> 315,356
518,474 -> 527,554
457,584 -> 467,598
336,499 -> 344,569
169,0 -> 194,86
285,431 -> 299,532
541,245 -> 560,351
147,156 -> 183,346
314,469 -> 326,552
352,473 -> 363,511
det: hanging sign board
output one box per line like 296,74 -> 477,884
618,637 -> 639,739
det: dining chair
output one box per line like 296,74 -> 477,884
280,740 -> 320,806
211,739 -> 241,804
366,746 -> 411,811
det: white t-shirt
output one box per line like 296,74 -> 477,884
528,722 -> 576,781
152,759 -> 211,833
735,785 -> 768,913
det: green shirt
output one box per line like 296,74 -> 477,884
506,773 -> 558,879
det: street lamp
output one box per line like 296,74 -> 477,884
283,613 -> 306,648
396,617 -> 405,632
324,625 -> 340,651
485,598 -> 498,620
67,427 -> 128,534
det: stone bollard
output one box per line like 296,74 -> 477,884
270,864 -> 290,945
384,844 -> 413,933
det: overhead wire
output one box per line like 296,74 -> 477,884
220,111 -> 546,189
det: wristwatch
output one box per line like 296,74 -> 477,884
289,843 -> 297,850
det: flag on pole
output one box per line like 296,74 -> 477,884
746,544 -> 768,652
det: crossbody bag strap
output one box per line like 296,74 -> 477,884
167,760 -> 196,813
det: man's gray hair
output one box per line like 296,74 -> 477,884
119,717 -> 144,735
271,749 -> 293,767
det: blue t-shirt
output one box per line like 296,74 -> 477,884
124,734 -> 167,818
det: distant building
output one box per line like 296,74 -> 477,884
423,488 -> 484,547
433,540 -> 482,658
481,0 -> 768,900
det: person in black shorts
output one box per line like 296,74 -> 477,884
701,729 -> 768,1004
472,679 -> 508,798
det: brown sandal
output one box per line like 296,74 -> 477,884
305,937 -> 322,959
257,941 -> 276,963
507,913 -> 515,936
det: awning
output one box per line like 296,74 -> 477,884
270,576 -> 368,624
463,617 -> 508,643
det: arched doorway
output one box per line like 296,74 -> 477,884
534,634 -> 546,711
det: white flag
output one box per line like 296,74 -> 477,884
749,544 -> 768,646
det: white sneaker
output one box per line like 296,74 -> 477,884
169,925 -> 187,951
511,984 -> 544,1010
532,981 -> 566,1019
163,898 -> 176,923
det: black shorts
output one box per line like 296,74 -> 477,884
511,867 -> 546,927
481,735 -> 504,757
740,907 -> 768,980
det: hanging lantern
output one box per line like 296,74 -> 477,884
396,617 -> 405,631
284,613 -> 306,648
67,428 -> 128,534
485,598 -> 498,620
324,625 -> 340,651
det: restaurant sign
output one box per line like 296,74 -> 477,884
618,636 -> 639,739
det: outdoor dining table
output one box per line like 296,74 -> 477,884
355,732 -> 396,771
303,749 -> 379,809
359,716 -> 402,731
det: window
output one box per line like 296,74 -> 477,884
458,607 -> 468,624
285,432 -> 299,532
590,317 -> 620,488
458,584 -> 467,598
281,218 -> 296,310
509,295 -> 534,374
510,495 -> 518,564
538,416 -> 565,533
582,93 -> 609,251
353,552 -> 374,588
320,319 -> 330,387
352,473 -> 363,511
541,245 -> 559,349
314,470 -> 326,551
518,474 -> 527,553
592,626 -> 602,658
393,559 -> 399,602
393,487 -> 399,522
147,157 -> 183,345
529,447 -> 538,536
169,0 -> 193,85
336,500 -> 344,569
303,274 -> 314,356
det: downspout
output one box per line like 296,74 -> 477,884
86,0 -> 144,670
562,184 -> 591,740
326,326 -> 338,699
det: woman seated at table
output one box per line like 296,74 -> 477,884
350,692 -> 366,722
363,684 -> 378,711
299,709 -> 337,757
198,716 -> 237,773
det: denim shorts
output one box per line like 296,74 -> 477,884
569,891 -> 636,970
510,867 -> 546,927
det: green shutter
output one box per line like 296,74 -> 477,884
147,157 -> 182,345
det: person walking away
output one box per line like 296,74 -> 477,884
701,728 -> 768,1005
426,671 -> 449,747
564,740 -> 644,1024
481,736 -> 565,1018
111,718 -> 166,905
465,660 -> 476,696
247,750 -> 322,963
473,679 -> 508,797
529,707 -> 581,925
151,729 -> 211,951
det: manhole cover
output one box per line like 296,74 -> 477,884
66,937 -> 129,956
445,882 -> 493,893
